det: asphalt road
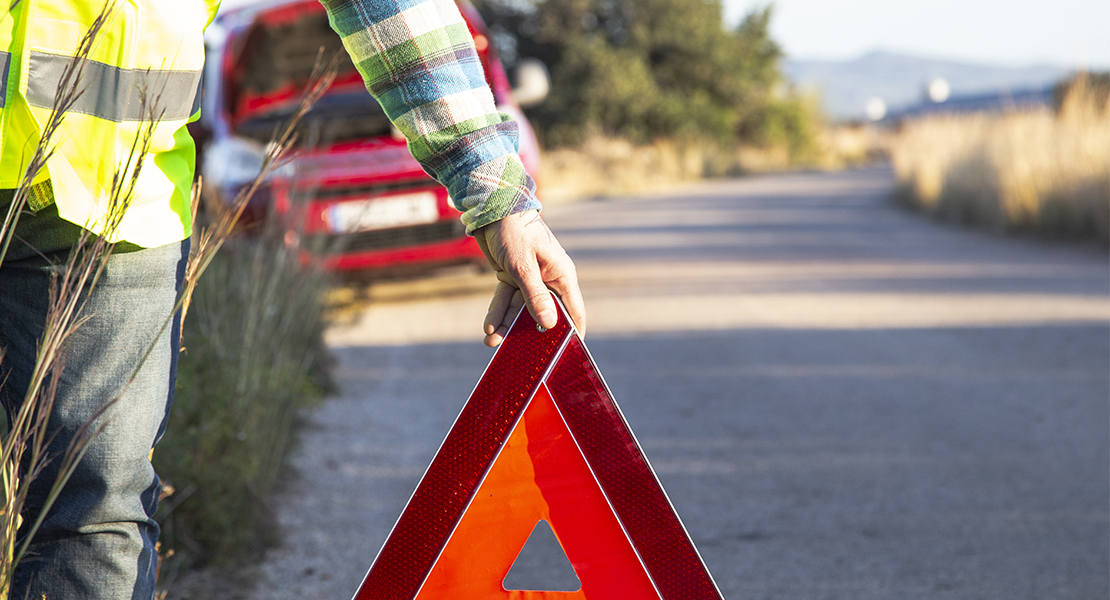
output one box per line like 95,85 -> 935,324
246,166 -> 1109,600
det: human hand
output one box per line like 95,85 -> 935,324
473,209 -> 586,347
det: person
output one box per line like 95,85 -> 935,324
0,0 -> 585,597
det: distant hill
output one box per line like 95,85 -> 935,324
784,51 -> 1073,121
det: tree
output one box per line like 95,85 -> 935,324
477,0 -> 811,151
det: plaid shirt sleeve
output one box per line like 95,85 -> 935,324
319,0 -> 541,234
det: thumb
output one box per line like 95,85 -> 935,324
514,261 -> 557,330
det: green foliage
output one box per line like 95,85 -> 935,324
739,91 -> 824,162
478,0 -> 817,155
154,234 -> 334,568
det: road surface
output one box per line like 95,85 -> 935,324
244,166 -> 1109,599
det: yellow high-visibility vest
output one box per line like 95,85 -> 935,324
0,1 -> 220,247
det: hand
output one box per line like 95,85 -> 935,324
473,209 -> 586,347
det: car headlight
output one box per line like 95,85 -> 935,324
202,136 -> 295,189
202,136 -> 266,189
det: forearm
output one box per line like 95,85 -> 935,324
319,0 -> 541,233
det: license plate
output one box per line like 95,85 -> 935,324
325,192 -> 439,233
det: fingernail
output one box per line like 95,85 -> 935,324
539,309 -> 556,327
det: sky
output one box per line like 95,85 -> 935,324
216,0 -> 1110,69
722,0 -> 1110,68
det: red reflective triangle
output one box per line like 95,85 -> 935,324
353,296 -> 723,600
416,384 -> 658,599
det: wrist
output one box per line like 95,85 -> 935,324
467,200 -> 542,235
476,208 -> 540,234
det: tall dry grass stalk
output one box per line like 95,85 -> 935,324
182,54 -> 338,325
0,3 -> 161,596
891,75 -> 1110,241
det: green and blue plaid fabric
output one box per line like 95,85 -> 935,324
320,0 -> 541,233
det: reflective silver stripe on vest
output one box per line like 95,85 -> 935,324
0,51 -> 11,109
27,52 -> 202,122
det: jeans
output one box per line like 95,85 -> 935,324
0,194 -> 187,600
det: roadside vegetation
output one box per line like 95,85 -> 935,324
890,73 -> 1110,243
154,59 -> 339,586
154,221 -> 334,581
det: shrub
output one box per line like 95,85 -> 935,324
154,231 -> 334,570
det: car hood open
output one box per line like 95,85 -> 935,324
220,0 -> 392,146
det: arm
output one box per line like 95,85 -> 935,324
320,0 -> 584,345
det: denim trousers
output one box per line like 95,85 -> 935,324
0,195 -> 187,600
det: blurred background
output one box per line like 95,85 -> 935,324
158,1 -> 1109,598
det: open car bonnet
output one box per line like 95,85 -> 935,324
217,0 -> 394,146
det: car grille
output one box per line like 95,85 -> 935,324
305,219 -> 467,254
308,178 -> 432,200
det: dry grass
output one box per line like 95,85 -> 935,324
540,136 -> 729,202
891,76 -> 1110,242
539,127 -> 887,203
818,124 -> 892,168
539,135 -> 809,202
155,221 -> 335,577
0,6 -> 135,597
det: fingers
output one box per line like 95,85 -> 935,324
547,273 -> 587,339
502,232 -> 558,330
483,273 -> 585,346
483,280 -> 516,336
499,255 -> 556,335
475,209 -> 586,345
520,275 -> 559,331
484,284 -> 524,347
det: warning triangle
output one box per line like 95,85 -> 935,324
503,521 -> 580,592
353,296 -> 723,600
414,384 -> 657,599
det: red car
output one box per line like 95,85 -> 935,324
192,0 -> 547,273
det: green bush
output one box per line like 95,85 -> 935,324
154,233 -> 334,568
